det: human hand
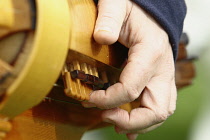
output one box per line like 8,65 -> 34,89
83,0 -> 177,139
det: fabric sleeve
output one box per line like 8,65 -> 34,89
132,0 -> 187,60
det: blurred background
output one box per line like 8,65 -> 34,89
82,0 -> 210,139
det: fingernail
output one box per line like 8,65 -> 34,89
82,102 -> 96,108
96,26 -> 113,33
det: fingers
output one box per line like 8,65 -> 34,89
84,83 -> 133,108
84,43 -> 160,109
94,0 -> 127,45
116,126 -> 139,140
117,123 -> 162,140
102,108 -> 159,132
100,75 -> 174,132
102,107 -> 165,134
126,133 -> 138,140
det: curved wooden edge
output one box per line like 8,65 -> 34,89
0,0 -> 70,119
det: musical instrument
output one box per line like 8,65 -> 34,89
0,0 -> 195,139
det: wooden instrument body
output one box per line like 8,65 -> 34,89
0,0 -> 195,139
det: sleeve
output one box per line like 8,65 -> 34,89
132,0 -> 187,60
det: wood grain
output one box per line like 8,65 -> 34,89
0,0 -> 196,139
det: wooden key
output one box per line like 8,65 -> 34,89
92,67 -> 99,77
80,63 -> 91,100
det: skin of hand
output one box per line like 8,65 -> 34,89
82,0 -> 177,139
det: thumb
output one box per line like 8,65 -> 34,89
127,133 -> 138,140
94,0 -> 127,45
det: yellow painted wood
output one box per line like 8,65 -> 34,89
0,0 -> 32,38
0,0 -> 70,118
0,0 -> 14,28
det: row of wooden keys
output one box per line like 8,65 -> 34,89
62,61 -> 113,101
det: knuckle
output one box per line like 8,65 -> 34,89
155,110 -> 169,123
126,123 -> 133,131
120,121 -> 133,131
168,104 -> 176,116
97,96 -> 111,109
100,12 -> 121,25
126,87 -> 139,101
168,109 -> 175,116
100,101 -> 112,109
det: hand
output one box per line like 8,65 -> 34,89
83,0 -> 177,139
